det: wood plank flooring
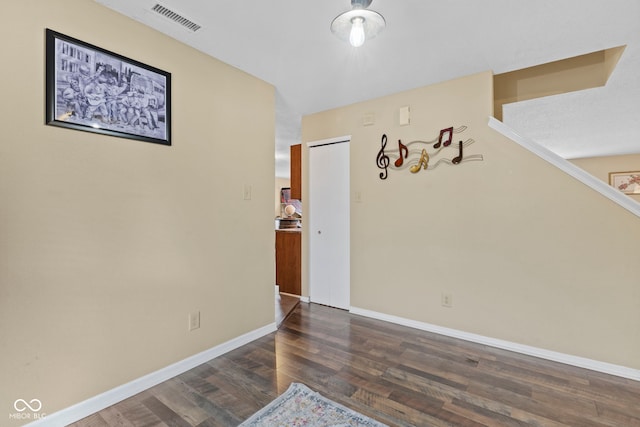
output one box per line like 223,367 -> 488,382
275,292 -> 299,327
70,303 -> 640,426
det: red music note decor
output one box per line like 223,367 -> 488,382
394,140 -> 409,167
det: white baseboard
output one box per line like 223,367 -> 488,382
300,296 -> 310,303
27,323 -> 277,427
349,306 -> 640,382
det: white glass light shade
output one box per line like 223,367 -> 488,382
349,17 -> 366,47
330,8 -> 385,47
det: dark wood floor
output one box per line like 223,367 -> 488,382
70,303 -> 640,427
275,292 -> 299,327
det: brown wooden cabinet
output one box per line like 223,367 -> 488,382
275,230 -> 301,295
290,144 -> 301,200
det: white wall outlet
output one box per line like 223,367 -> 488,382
188,311 -> 200,331
441,293 -> 453,308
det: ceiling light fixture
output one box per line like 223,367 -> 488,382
330,0 -> 385,47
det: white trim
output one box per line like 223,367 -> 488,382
349,306 -> 640,382
488,117 -> 640,218
25,323 -> 277,427
306,135 -> 351,148
300,296 -> 311,303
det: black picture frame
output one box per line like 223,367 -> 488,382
45,29 -> 171,146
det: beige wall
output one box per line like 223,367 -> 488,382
0,1 -> 275,422
572,154 -> 640,203
493,46 -> 624,121
302,71 -> 640,370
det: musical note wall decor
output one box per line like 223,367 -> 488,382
375,125 -> 483,179
394,140 -> 409,167
410,149 -> 429,173
452,140 -> 463,164
433,127 -> 453,149
376,134 -> 390,180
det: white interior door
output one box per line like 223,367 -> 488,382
308,138 -> 350,309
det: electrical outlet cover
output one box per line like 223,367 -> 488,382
189,311 -> 201,331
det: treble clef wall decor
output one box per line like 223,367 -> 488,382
376,134 -> 390,180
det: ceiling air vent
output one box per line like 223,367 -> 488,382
151,3 -> 202,32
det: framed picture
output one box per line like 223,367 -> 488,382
45,29 -> 171,146
609,171 -> 640,194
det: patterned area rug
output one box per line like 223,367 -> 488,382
239,382 -> 388,426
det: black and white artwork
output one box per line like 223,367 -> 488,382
46,29 -> 171,146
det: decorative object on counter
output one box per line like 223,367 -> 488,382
375,126 -> 483,180
45,29 -> 171,146
278,203 -> 301,229
277,218 -> 300,229
609,171 -> 640,194
280,187 -> 302,217
284,204 -> 296,217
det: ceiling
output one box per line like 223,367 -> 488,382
95,0 -> 640,178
